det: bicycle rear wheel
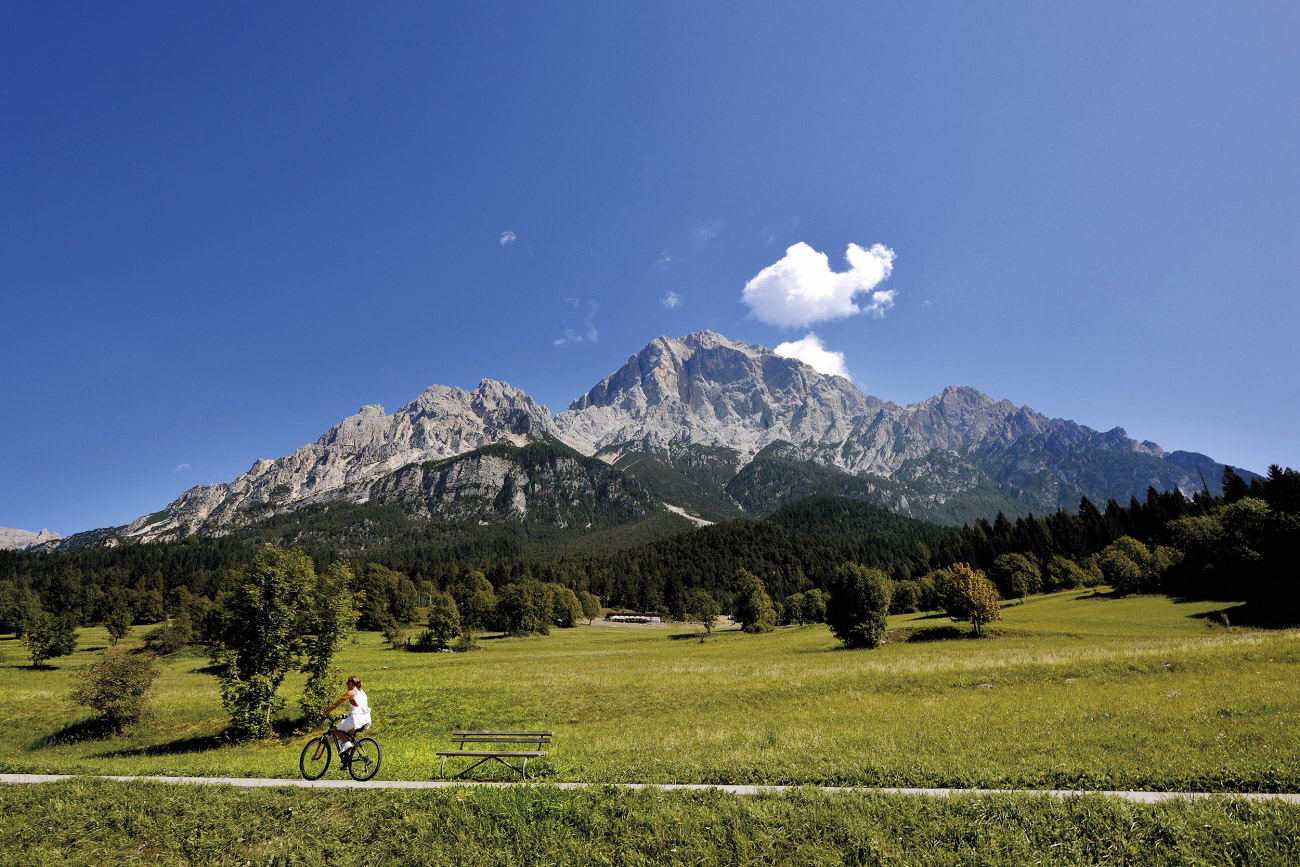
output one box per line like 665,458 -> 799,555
348,737 -> 382,781
300,736 -> 332,780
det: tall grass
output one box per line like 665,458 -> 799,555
4,591 -> 1298,791
6,779 -> 1299,866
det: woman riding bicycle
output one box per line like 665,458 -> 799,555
322,675 -> 371,763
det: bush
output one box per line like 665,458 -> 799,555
1099,536 -> 1157,594
889,580 -> 920,614
69,648 -> 160,732
827,563 -> 892,649
382,620 -> 408,650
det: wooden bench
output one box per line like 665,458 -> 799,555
436,730 -> 552,779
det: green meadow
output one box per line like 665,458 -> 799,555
5,589 -> 1298,793
8,779 -> 1300,867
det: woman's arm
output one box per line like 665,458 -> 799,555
322,687 -> 357,715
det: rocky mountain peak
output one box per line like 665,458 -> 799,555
0,527 -> 62,551
98,328 -> 1236,544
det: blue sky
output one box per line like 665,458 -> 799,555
3,2 -> 1298,535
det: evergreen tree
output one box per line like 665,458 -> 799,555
1222,467 -> 1249,504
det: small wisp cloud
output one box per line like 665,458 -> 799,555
742,242 -> 896,327
499,230 -> 517,246
774,333 -> 851,379
662,291 -> 681,310
554,298 -> 599,346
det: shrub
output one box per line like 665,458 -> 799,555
382,620 -> 408,650
889,579 -> 920,614
69,648 -> 160,732
826,563 -> 892,649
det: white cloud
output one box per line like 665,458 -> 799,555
693,220 -> 723,243
662,291 -> 681,310
174,463 -> 191,472
774,333 -> 851,379
742,241 -> 896,327
554,298 -> 599,345
499,230 -> 517,246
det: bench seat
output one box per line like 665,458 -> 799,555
436,730 -> 553,779
435,749 -> 547,758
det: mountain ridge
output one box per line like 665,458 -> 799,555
43,331 -> 1253,547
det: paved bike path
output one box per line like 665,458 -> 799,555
3,773 -> 1298,804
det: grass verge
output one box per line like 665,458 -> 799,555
6,779 -> 1300,866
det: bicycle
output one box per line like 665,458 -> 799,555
300,714 -> 382,782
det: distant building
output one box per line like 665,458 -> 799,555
606,612 -> 664,624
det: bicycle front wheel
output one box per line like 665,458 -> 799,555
300,736 -> 332,780
348,737 -> 382,781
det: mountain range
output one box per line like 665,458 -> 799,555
36,331 -> 1249,550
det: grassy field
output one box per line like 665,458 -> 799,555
6,778 -> 1299,866
4,590 -> 1299,792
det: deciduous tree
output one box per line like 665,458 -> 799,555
827,563 -> 892,649
731,569 -> 776,634
210,546 -> 356,740
23,608 -> 78,666
939,563 -> 1002,637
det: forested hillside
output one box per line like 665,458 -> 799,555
3,466 -> 1297,645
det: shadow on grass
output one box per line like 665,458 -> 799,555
1183,602 -> 1287,627
888,625 -> 971,643
92,731 -> 233,759
33,717 -> 121,747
